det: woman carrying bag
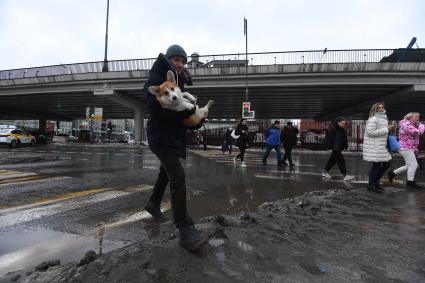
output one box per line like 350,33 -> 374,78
233,118 -> 249,168
363,102 -> 394,193
387,112 -> 425,188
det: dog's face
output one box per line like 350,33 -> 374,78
148,70 -> 182,108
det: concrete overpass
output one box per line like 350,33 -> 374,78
1,49 -> 425,142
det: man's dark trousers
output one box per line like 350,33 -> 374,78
149,153 -> 193,228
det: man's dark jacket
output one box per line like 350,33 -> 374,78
280,126 -> 299,147
143,54 -> 195,158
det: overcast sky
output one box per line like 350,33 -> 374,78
0,0 -> 424,69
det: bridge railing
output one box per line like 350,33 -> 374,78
0,49 -> 395,80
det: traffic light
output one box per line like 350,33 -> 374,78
242,102 -> 250,117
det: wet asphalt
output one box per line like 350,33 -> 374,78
0,143 -> 421,280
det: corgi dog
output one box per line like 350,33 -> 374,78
148,70 -> 214,127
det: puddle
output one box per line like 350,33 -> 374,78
0,226 -> 128,279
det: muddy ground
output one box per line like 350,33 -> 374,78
20,187 -> 425,283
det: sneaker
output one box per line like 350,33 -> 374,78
233,157 -> 237,164
407,181 -> 422,189
367,184 -> 383,193
241,162 -> 247,168
179,225 -> 209,252
343,175 -> 354,181
321,171 -> 332,178
145,201 -> 167,222
387,171 -> 396,183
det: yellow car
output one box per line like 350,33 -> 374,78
0,126 -> 36,148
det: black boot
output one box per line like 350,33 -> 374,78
367,184 -> 383,193
179,225 -> 208,252
407,181 -> 422,189
387,171 -> 396,183
145,201 -> 167,222
262,159 -> 267,165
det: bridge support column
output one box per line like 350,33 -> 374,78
134,108 -> 146,144
39,119 -> 46,132
93,89 -> 147,145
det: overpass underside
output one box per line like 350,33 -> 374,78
0,63 -> 425,122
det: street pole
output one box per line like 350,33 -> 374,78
244,17 -> 249,101
102,0 -> 110,72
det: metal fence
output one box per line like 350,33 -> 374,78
0,49 -> 395,80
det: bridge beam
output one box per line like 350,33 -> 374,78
0,107 -> 73,121
316,85 -> 425,121
94,88 -> 147,144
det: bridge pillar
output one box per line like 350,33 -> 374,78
134,108 -> 146,144
93,89 -> 147,145
39,119 -> 46,132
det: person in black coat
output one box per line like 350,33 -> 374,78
321,117 -> 354,181
280,121 -> 299,167
233,118 -> 249,167
143,44 -> 207,252
222,127 -> 233,154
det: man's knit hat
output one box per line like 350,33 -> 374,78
165,44 -> 187,63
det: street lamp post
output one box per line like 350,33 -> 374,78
102,0 -> 110,72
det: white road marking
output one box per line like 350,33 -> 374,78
0,172 -> 36,181
0,185 -> 153,228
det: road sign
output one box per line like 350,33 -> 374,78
94,108 -> 103,121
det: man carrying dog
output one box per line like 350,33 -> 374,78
143,44 -> 208,252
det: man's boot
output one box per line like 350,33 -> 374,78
145,201 -> 167,222
367,184 -> 383,193
387,171 -> 396,183
179,225 -> 208,252
407,181 -> 422,189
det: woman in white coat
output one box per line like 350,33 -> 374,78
363,102 -> 394,193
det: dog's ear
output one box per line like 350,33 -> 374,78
166,70 -> 176,84
148,85 -> 161,96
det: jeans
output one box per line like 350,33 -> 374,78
368,162 -> 391,185
236,146 -> 246,162
325,150 -> 347,175
263,145 -> 282,164
283,145 -> 293,164
394,150 -> 418,181
149,153 -> 193,228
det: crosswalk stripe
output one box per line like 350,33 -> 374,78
95,201 -> 171,233
0,175 -> 46,185
0,176 -> 74,187
0,172 -> 36,181
0,185 -> 153,228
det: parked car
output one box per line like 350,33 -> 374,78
27,129 -> 48,144
0,126 -> 36,148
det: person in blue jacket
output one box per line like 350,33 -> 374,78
143,44 -> 208,252
262,120 -> 283,166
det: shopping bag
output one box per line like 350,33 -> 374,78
387,135 -> 400,152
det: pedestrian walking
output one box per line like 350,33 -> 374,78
363,102 -> 393,193
221,127 -> 233,154
233,118 -> 249,167
321,117 -> 354,181
281,121 -> 299,167
143,44 -> 208,252
262,120 -> 283,166
387,112 -> 425,188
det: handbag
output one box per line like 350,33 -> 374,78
231,129 -> 240,140
387,135 -> 400,152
